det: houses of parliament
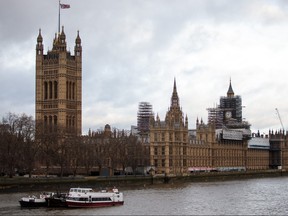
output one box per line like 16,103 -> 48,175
35,27 -> 288,176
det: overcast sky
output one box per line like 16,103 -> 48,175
1,0 -> 288,135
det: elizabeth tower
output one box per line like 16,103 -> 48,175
35,27 -> 82,136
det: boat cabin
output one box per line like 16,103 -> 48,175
69,188 -> 93,194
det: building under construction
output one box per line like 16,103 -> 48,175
207,80 -> 243,129
220,95 -> 242,123
137,102 -> 153,135
207,107 -> 223,129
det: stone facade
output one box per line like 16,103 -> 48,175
149,79 -> 188,175
35,27 -> 82,135
148,79 -> 287,176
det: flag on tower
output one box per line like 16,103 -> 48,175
60,4 -> 70,9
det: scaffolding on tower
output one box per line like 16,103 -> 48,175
207,107 -> 223,129
137,102 -> 154,135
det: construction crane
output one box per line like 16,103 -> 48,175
275,108 -> 285,131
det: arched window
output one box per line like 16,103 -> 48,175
49,115 -> 53,132
72,82 -> 75,100
54,81 -> 58,99
49,81 -> 53,99
66,81 -> 68,99
44,82 -> 48,100
54,115 -> 57,126
72,116 -> 75,127
54,115 -> 57,132
69,82 -> 72,99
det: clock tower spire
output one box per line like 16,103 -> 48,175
227,78 -> 234,98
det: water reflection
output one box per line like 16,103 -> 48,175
1,177 -> 288,215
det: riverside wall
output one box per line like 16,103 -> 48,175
0,170 -> 287,193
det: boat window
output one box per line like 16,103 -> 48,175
79,198 -> 88,201
92,197 -> 112,201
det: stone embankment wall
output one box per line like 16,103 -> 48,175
0,170 -> 286,193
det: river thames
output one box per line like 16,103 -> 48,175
1,176 -> 288,215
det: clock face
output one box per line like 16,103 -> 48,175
225,111 -> 232,118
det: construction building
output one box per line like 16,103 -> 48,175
207,79 -> 243,129
137,102 -> 153,135
220,79 -> 242,124
207,107 -> 223,129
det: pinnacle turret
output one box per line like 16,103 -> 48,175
227,78 -> 234,98
171,78 -> 179,108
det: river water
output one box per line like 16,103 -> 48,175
1,176 -> 288,215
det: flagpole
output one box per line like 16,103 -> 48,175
58,0 -> 61,34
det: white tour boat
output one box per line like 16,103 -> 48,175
65,187 -> 124,208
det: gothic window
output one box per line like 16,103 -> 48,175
54,115 -> 57,126
162,146 -> 165,155
49,81 -> 52,99
44,82 -> 48,100
69,82 -> 71,99
49,115 -> 53,132
169,134 -> 172,141
66,81 -> 68,99
161,133 -> 165,141
54,81 -> 58,99
48,81 -> 52,99
154,147 -> 158,156
154,133 -> 158,141
72,82 -> 75,100
54,115 -> 57,132
183,147 -> 187,155
183,159 -> 187,166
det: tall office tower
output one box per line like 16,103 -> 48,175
35,27 -> 82,136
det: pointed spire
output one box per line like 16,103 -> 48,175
227,78 -> 234,98
74,30 -> 82,57
173,77 -> 177,92
37,28 -> 43,43
75,30 -> 81,44
36,29 -> 43,55
171,78 -> 179,107
60,26 -> 66,41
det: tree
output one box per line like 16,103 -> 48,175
16,114 -> 39,177
66,135 -> 83,176
36,121 -> 59,176
0,113 -> 38,177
